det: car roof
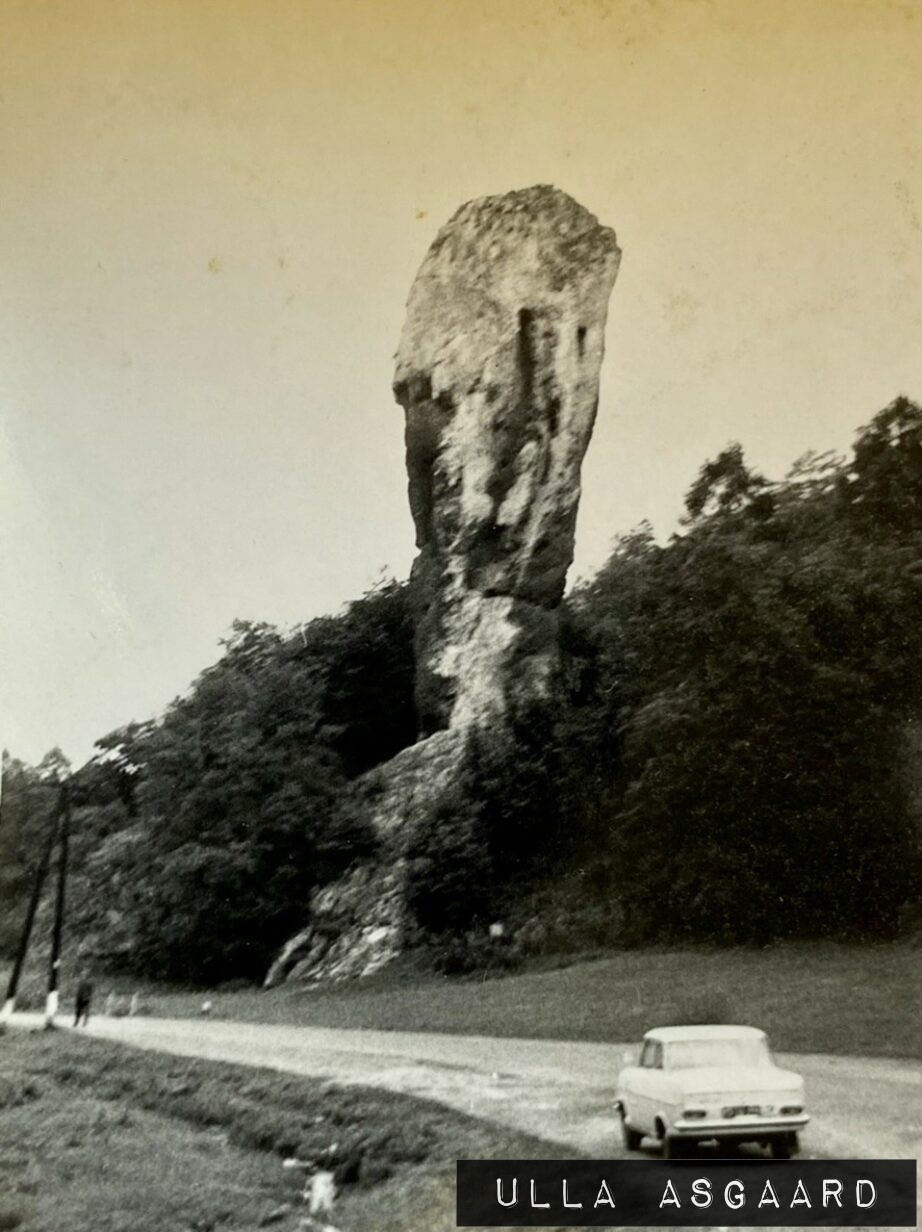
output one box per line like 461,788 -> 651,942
643,1025 -> 767,1043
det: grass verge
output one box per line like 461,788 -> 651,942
86,941 -> 922,1060
0,1028 -> 561,1232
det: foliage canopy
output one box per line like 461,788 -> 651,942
3,400 -> 921,981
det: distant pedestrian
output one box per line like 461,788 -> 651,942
74,976 -> 94,1027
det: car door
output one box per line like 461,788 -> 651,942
627,1040 -> 662,1134
640,1040 -> 670,1130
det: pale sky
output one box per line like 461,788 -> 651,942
2,0 -> 921,767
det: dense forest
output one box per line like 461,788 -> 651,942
3,397 -> 921,985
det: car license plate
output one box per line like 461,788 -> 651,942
724,1104 -> 762,1117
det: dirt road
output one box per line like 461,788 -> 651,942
17,1013 -> 919,1165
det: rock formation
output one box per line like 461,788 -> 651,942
266,186 -> 619,986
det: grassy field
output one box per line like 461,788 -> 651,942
0,1028 -> 558,1232
1,942 -> 917,1231
89,941 -> 922,1061
5,940 -> 919,1061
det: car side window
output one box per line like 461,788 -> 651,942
640,1041 -> 662,1069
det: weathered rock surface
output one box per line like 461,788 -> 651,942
396,185 -> 621,732
265,863 -> 406,986
268,187 -> 619,985
265,732 -> 459,985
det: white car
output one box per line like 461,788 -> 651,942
615,1024 -> 808,1159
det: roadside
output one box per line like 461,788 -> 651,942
4,1018 -> 920,1232
0,1029 -> 559,1232
28,1013 -> 922,1163
77,943 -> 922,1061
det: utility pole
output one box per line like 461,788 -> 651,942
0,793 -> 62,1025
0,747 -> 11,835
45,782 -> 71,1028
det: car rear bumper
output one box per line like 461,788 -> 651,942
673,1116 -> 810,1136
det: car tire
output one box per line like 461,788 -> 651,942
620,1111 -> 643,1152
662,1134 -> 682,1160
770,1132 -> 799,1159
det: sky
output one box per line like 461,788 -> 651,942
2,0 -> 921,767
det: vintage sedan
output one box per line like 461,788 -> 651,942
614,1024 -> 808,1158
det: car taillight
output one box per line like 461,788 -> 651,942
682,1109 -> 708,1120
780,1105 -> 803,1115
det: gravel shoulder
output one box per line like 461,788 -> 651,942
15,1014 -> 920,1165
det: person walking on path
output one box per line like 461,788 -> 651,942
74,976 -> 93,1027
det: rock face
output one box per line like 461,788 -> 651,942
267,186 -> 619,985
396,185 -> 621,733
265,732 -> 460,985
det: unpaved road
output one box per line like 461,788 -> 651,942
15,1013 -> 921,1167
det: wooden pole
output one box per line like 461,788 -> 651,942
1,794 -> 61,1023
45,783 -> 71,1028
0,748 -> 11,838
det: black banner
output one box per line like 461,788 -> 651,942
456,1160 -> 917,1226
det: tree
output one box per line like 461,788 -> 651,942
0,755 -> 61,956
684,444 -> 774,523
570,409 -> 922,943
36,747 -> 71,785
69,583 -> 413,985
841,396 -> 922,531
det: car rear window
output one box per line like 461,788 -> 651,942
666,1038 -> 772,1069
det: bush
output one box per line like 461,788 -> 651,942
427,932 -> 523,976
405,795 -> 492,936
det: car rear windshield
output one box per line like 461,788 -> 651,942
666,1038 -> 772,1069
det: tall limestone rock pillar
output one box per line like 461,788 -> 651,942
396,185 -> 621,735
266,186 -> 619,985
